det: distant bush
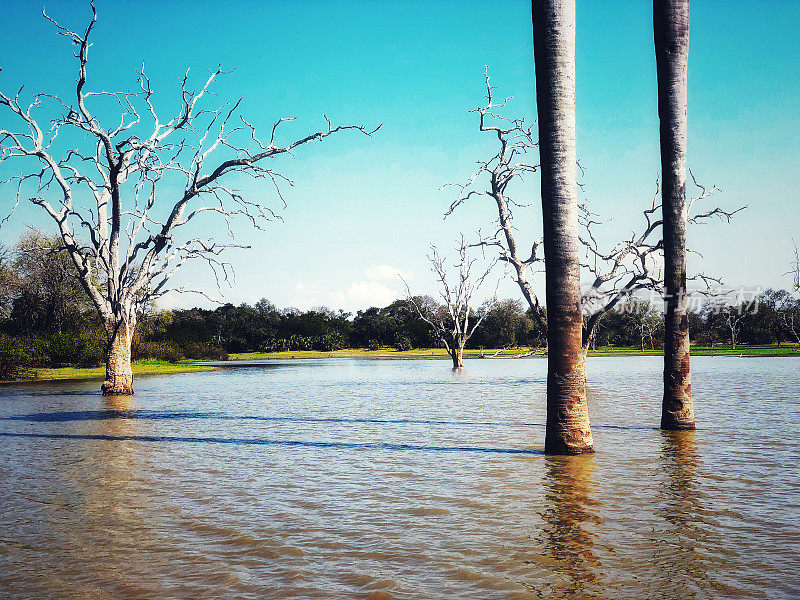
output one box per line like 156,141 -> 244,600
132,340 -> 183,363
367,339 -> 380,351
393,336 -> 412,351
47,330 -> 105,367
0,335 -> 37,380
312,333 -> 346,352
181,342 -> 228,361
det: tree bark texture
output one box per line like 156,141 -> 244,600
533,0 -> 594,454
102,319 -> 134,395
654,0 -> 695,430
451,346 -> 464,370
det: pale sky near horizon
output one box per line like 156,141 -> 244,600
1,1 -> 798,313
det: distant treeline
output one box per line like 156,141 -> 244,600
1,231 -> 798,378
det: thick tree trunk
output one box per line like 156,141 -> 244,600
102,319 -> 134,395
533,0 -> 594,455
655,0 -> 695,430
451,345 -> 464,370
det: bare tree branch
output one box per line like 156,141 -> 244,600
444,71 -> 744,351
443,68 -> 545,332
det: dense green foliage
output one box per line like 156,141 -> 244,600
1,231 -> 798,379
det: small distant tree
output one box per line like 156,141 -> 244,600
723,304 -> 748,350
0,4 -> 377,394
780,300 -> 800,346
782,303 -> 800,346
775,260 -> 800,345
471,298 -> 535,350
405,238 -> 497,370
622,299 -> 663,351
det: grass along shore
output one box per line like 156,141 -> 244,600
228,343 -> 799,361
2,360 -> 219,384
4,344 -> 796,384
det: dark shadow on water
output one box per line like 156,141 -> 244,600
0,410 -> 656,430
0,431 -> 543,455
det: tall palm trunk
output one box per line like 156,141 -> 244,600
533,0 -> 594,454
654,0 -> 695,430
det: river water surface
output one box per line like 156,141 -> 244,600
1,356 -> 799,599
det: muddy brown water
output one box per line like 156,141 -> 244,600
1,356 -> 798,599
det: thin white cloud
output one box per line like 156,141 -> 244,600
291,278 -> 403,312
345,280 -> 397,308
289,264 -> 413,311
363,264 -> 413,281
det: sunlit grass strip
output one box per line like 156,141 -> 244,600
228,344 -> 799,361
31,360 -> 218,382
11,345 -> 796,383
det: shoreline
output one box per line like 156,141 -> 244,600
0,360 -> 220,385
1,344 -> 797,385
226,344 -> 799,361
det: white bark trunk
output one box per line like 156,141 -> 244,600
102,318 -> 135,395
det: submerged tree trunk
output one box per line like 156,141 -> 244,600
102,318 -> 135,395
533,0 -> 594,454
451,347 -> 464,370
449,335 -> 465,370
655,0 -> 695,430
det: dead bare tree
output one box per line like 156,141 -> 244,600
445,70 -> 741,356
777,243 -> 800,345
0,3 -> 378,394
723,305 -> 747,351
782,308 -> 800,346
404,238 -> 498,370
444,69 -> 544,334
778,297 -> 800,345
621,299 -> 662,351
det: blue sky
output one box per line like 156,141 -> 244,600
1,1 -> 798,312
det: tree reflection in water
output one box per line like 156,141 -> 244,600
657,429 -> 730,598
541,453 -> 605,599
63,395 -> 168,598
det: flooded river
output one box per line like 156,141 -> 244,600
1,356 -> 798,599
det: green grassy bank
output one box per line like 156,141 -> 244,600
228,344 -> 799,361
2,360 -> 219,384
4,344 -> 795,384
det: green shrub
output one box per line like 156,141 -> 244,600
182,342 -> 228,361
0,335 -> 37,380
393,336 -> 413,351
47,330 -> 105,367
132,340 -> 183,363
